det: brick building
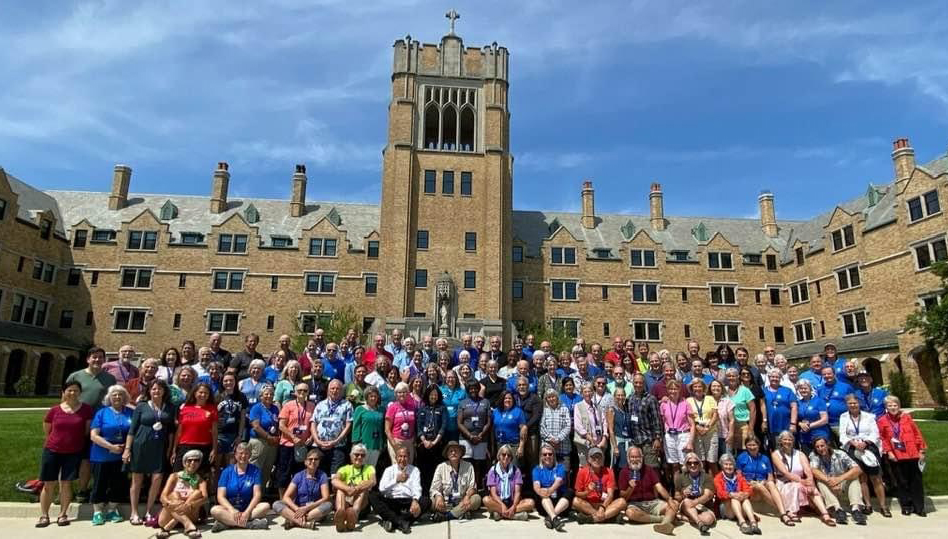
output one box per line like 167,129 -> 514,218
0,24 -> 946,403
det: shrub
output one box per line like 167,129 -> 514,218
13,376 -> 35,397
888,371 -> 913,408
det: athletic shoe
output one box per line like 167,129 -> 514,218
574,512 -> 593,524
91,512 -> 105,526
699,523 -> 711,536
544,517 -> 554,529
399,521 -> 412,534
553,517 -> 566,531
513,512 -> 529,521
248,519 -> 269,530
835,509 -> 848,525
490,512 -> 502,521
107,510 -> 123,523
851,510 -> 867,525
382,520 -> 395,533
211,521 -> 227,533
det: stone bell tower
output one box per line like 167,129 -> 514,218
377,11 -> 512,343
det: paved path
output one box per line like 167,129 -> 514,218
3,510 -> 943,539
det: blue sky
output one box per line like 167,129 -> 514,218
1,0 -> 947,221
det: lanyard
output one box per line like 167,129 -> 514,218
781,452 -> 795,474
667,400 -> 682,427
691,474 -> 702,494
295,402 -> 307,426
849,413 -> 861,436
724,474 -> 738,493
694,398 -> 704,418
820,456 -> 832,475
890,416 -> 902,440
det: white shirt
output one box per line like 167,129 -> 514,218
378,464 -> 422,500
839,411 -> 881,448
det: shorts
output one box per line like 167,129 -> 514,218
628,499 -> 667,516
460,439 -> 488,460
218,434 -> 238,455
82,438 -> 92,460
692,430 -> 719,463
664,432 -> 690,464
40,449 -> 82,482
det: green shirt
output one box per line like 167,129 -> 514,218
351,405 -> 384,450
726,385 -> 755,422
274,379 -> 296,405
345,383 -> 366,407
336,464 -> 375,486
65,369 -> 116,410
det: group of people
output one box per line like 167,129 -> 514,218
36,331 -> 930,536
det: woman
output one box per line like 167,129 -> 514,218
795,379 -> 829,454
710,380 -> 734,457
216,372 -> 248,469
532,442 -> 570,530
840,393 -> 889,516
458,380 -> 492,486
274,448 -> 332,529
706,352 -> 724,382
331,444 -> 377,532
440,370 -> 466,441
409,376 -> 425,405
494,391 -> 528,463
660,380 -> 691,474
89,385 -> 133,525
483,444 -> 535,520
686,379 -> 719,472
762,368 -> 797,452
416,384 -> 447,491
210,443 -> 271,531
457,363 -> 474,389
770,430 -> 834,526
345,364 -> 370,406
437,352 -> 453,382
171,366 -> 197,407
274,360 -> 304,405
539,388 -> 572,472
239,360 -> 268,406
479,359 -> 507,408
740,366 -> 765,448
402,349 -> 426,382
474,353 -> 489,381
536,357 -> 561,399
351,386 -> 385,467
125,379 -> 176,527
573,382 -> 607,466
277,382 -> 315,498
609,387 -> 633,469
378,367 -> 399,411
877,396 -> 927,516
248,384 -> 280,490
735,435 -> 790,525
424,363 -> 442,389
725,368 -> 756,452
559,377 -> 582,416
714,453 -> 759,535
36,380 -> 93,528
385,381 -> 418,463
172,383 -> 218,477
716,345 -> 736,370
181,340 -> 197,369
156,449 -> 208,538
158,347 -> 182,382
198,360 -> 223,397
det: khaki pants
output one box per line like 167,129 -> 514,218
248,437 -> 278,488
817,479 -> 863,510
448,494 -> 482,518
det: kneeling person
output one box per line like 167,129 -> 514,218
370,446 -> 431,533
572,447 -> 626,523
619,446 -> 678,535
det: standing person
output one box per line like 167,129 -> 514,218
157,347 -> 182,383
661,380 -> 691,475
311,379 -> 353,474
180,341 -> 197,370
492,391 -> 528,466
89,385 -> 133,525
533,442 -> 572,530
440,370 -> 466,442
628,373 -> 664,470
155,450 -> 207,539
216,372 -> 249,470
345,364 -> 370,405
198,360 -> 224,397
710,380 -> 734,457
686,379 -> 719,472
274,360 -> 305,405
247,385 -> 280,490
735,435 -> 791,525
274,448 -> 332,530
571,447 -> 624,524
192,347 -> 213,378
415,385 -> 447,493
64,346 -> 115,501
230,333 -> 264,380
210,443 -> 271,531
364,333 -> 394,372
818,366 -> 854,436
515,376 -> 542,481
104,345 -> 140,384
761,369 -> 798,452
714,453 -> 760,535
618,445 -> 679,536
369,446 -> 431,533
877,396 -> 928,517
386,382 -> 419,463
725,368 -> 756,452
540,389 -> 572,472
484,445 -> 535,521
771,431 -> 835,526
573,382 -> 608,467
125,357 -> 159,403
331,444 -> 377,532
809,436 -> 867,525
124,379 -> 176,527
429,441 -> 481,521
351,386 -> 385,467
238,360 -> 268,406
673,452 -> 717,536
306,359 -> 330,404
276,382 -> 315,498
855,371 -> 888,419
479,359 -> 507,408
171,366 -> 196,407
35,380 -> 93,528
457,380 -> 492,486
795,379 -> 829,454
839,394 -> 889,516
208,332 -> 233,366
323,343 -> 347,383
172,383 -> 218,477
609,387 -> 633,469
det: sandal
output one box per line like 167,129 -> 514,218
35,516 -> 50,528
186,529 -> 202,538
130,516 -> 143,526
820,513 -> 837,527
780,513 -> 795,526
156,531 -> 171,539
56,515 -> 70,526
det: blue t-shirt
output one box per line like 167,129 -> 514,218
532,463 -> 567,496
322,357 -> 346,383
856,387 -> 888,419
796,397 -> 830,445
90,406 -> 133,463
736,451 -> 772,481
681,372 -> 714,388
291,469 -> 328,505
197,375 -> 222,396
817,380 -> 854,424
831,357 -> 849,380
492,407 -> 526,445
798,370 -> 824,391
763,386 -> 797,433
248,402 -> 280,438
505,374 -> 537,394
239,378 -> 266,405
559,392 -> 582,413
219,464 -> 262,511
263,367 -> 281,384
440,386 -> 466,432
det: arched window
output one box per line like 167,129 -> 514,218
421,86 -> 477,152
424,103 -> 440,150
459,106 -> 475,152
441,105 -> 457,151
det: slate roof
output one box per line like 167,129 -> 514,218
4,171 -> 68,237
47,191 -> 380,250
0,321 -> 84,351
778,328 -> 901,361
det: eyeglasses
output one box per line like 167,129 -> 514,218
184,458 -> 201,464
686,461 -> 701,466
305,457 -> 319,462
296,389 -> 310,393
541,452 -> 554,456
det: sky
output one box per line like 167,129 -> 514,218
1,0 -> 947,221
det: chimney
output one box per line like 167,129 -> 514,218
290,164 -> 308,217
649,182 -> 666,231
580,180 -> 595,229
108,164 -> 132,210
891,137 -> 915,180
758,190 -> 778,237
210,162 -> 230,214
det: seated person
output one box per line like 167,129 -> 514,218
430,441 -> 481,521
713,453 -> 759,535
809,437 -> 867,525
331,444 -> 377,532
618,445 -> 679,536
532,442 -> 573,530
483,444 -> 535,521
156,450 -> 208,539
736,436 -> 790,525
369,446 -> 431,534
210,442 -> 271,531
572,447 -> 626,524
273,448 -> 332,529
673,452 -> 717,536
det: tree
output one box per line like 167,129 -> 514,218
521,321 -> 576,356
905,260 -> 948,347
291,304 -> 361,352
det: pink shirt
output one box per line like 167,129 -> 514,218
660,399 -> 690,432
385,398 -> 417,441
279,400 -> 315,447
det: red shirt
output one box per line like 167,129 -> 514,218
878,413 -> 927,460
44,403 -> 93,454
177,403 -> 218,445
618,465 -> 661,502
575,466 -> 615,504
714,471 -> 751,499
363,347 -> 393,371
603,351 -> 622,367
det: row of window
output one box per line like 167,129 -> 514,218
545,318 -> 742,344
423,170 -> 473,196
792,309 -> 868,342
542,246 -> 780,270
415,270 -> 477,290
109,308 -> 346,335
415,230 -> 477,251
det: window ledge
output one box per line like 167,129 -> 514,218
908,211 -> 942,226
211,289 -> 245,293
216,252 -> 249,256
838,285 -> 862,294
842,331 -> 870,338
831,244 -> 857,255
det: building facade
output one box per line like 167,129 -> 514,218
0,25 -> 946,402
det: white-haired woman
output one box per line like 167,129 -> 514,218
156,449 -> 207,538
89,385 -> 133,525
840,393 -> 890,516
210,442 -> 271,531
240,359 -> 269,406
274,360 -> 304,406
771,430 -> 834,526
384,381 -> 418,463
714,453 -> 759,535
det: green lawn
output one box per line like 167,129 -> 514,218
0,397 -> 59,409
919,421 -> 948,497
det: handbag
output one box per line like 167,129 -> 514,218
294,444 -> 308,463
853,448 -> 879,468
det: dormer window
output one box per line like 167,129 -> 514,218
831,224 -> 855,252
180,232 -> 204,245
593,248 -> 611,259
708,252 -> 733,269
40,220 -> 52,240
422,86 -> 476,152
670,250 -> 689,262
271,236 -> 292,248
160,200 -> 178,220
91,229 -> 117,243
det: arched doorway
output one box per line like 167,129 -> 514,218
61,355 -> 80,390
34,352 -> 55,395
863,357 -> 883,387
4,349 -> 26,396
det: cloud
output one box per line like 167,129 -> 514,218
229,118 -> 380,171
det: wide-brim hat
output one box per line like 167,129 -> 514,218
443,440 -> 466,459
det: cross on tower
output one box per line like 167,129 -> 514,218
445,9 -> 460,34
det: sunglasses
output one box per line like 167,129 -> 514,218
541,452 -> 554,456
184,458 -> 201,464
686,461 -> 701,465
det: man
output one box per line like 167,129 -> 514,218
229,333 -> 263,380
854,371 -> 888,419
515,376 -> 542,487
364,333 -> 393,372
370,446 -> 430,533
208,332 -> 233,366
472,335 -> 486,360
799,354 -> 825,390
365,357 -> 392,388
538,340 -> 552,356
421,336 -> 437,365
818,365 -> 854,430
506,360 -> 537,394
452,334 -> 477,368
499,351 -> 521,379
635,342 -> 651,374
604,337 -> 624,367
810,436 -> 867,525
532,443 -> 571,530
310,380 -> 353,475
322,343 -> 346,383
607,366 -> 630,395
65,346 -> 116,502
385,330 -> 408,370
673,452 -> 716,536
839,359 -> 859,385
274,334 -> 298,363
521,334 -> 536,361
103,344 -> 139,383
643,352 -> 664,391
486,336 -> 505,367
572,447 -> 626,523
590,343 -> 605,369
125,357 -> 159,402
619,446 -> 679,535
331,444 -> 376,532
824,343 -> 848,378
264,350 -> 288,384
312,329 -> 327,356
193,346 -> 214,377
299,338 -> 320,376
344,329 -> 359,355
305,359 -> 331,403
571,350 -> 600,386
430,441 -> 481,521
628,373 -> 664,468
396,337 -> 415,370
763,346 -> 777,366
650,362 -> 689,400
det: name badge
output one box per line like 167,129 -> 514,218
892,438 -> 906,451
630,414 -> 639,423
153,422 -> 163,431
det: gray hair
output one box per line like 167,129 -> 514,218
571,345 -> 584,355
884,395 -> 901,407
234,442 -> 251,453
533,350 -> 546,361
458,350 -> 471,360
394,381 -> 410,393
182,449 -> 204,463
718,452 -> 736,467
102,384 -> 130,407
725,367 -> 739,377
249,359 -> 267,370
350,443 -> 367,456
795,378 -> 813,391
281,359 -> 302,381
